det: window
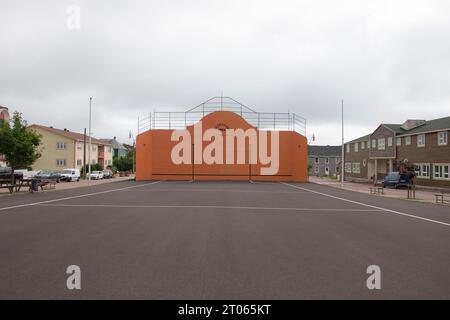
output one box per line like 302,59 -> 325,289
438,131 -> 448,146
361,141 -> 365,150
346,144 -> 350,153
345,163 -> 352,173
56,142 -> 67,150
56,159 -> 66,167
414,163 -> 430,179
92,145 -> 97,151
372,139 -> 376,149
91,159 -> 97,164
405,136 -> 411,145
396,137 -> 402,146
352,162 -> 361,174
336,166 -> 340,174
325,167 -> 330,175
434,164 -> 450,180
417,134 -> 426,147
314,166 -> 319,174
314,157 -> 319,164
377,138 -> 385,150
107,146 -> 112,152
387,137 -> 393,147
325,157 -> 329,164
354,143 -> 358,152
336,157 -> 341,164
76,159 -> 82,166
77,143 -> 83,150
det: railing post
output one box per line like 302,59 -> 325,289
273,113 -> 276,131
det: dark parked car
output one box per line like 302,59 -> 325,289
102,169 -> 113,179
382,172 -> 413,189
35,170 -> 61,183
0,167 -> 23,184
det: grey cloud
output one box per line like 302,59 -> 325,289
1,0 -> 450,144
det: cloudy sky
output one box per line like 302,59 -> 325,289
1,0 -> 449,145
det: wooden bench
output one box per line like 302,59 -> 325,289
0,178 -> 15,194
370,186 -> 384,195
28,178 -> 57,192
435,191 -> 450,204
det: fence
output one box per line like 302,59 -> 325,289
138,97 -> 306,136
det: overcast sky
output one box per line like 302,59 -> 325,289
1,0 -> 450,145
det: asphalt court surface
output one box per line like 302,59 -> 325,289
0,180 -> 449,299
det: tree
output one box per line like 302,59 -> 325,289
0,112 -> 42,182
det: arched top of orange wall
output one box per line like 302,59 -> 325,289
187,111 -> 256,132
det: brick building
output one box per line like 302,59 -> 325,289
344,117 -> 450,187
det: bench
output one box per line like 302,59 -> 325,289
0,178 -> 15,193
370,187 -> 384,195
435,191 -> 450,204
28,178 -> 57,192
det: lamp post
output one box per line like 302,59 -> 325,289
88,97 -> 92,186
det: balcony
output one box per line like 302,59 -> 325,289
98,151 -> 105,158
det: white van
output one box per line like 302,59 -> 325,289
61,168 -> 81,182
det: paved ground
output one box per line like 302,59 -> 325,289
0,175 -> 134,195
0,180 -> 449,299
309,176 -> 449,204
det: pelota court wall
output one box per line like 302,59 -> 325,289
136,111 -> 308,182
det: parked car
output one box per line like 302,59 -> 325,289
88,171 -> 104,180
102,169 -> 113,179
382,172 -> 413,189
60,168 -> 81,182
14,169 -> 38,179
35,170 -> 61,183
0,167 -> 23,184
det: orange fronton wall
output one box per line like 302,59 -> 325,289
136,111 -> 308,182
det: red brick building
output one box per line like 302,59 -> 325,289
344,117 -> 450,187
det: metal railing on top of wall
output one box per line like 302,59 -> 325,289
137,97 -> 306,136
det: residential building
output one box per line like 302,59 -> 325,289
100,137 -> 128,160
308,145 -> 342,176
0,106 -> 10,167
344,116 -> 450,187
29,125 -> 113,171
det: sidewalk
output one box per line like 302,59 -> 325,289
308,176 -> 445,204
0,175 -> 135,195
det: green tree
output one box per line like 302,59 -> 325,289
0,112 -> 42,182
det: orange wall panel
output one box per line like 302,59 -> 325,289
136,111 -> 307,182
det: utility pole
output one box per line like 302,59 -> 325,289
341,99 -> 345,189
88,97 -> 92,185
83,128 -> 87,179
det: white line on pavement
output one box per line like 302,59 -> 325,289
281,182 -> 450,227
0,181 -> 161,214
36,203 -> 384,212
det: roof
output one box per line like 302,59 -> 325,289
308,145 -> 341,157
30,125 -> 112,145
395,116 -> 450,136
100,138 -> 127,150
381,124 -> 404,134
347,134 -> 371,144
